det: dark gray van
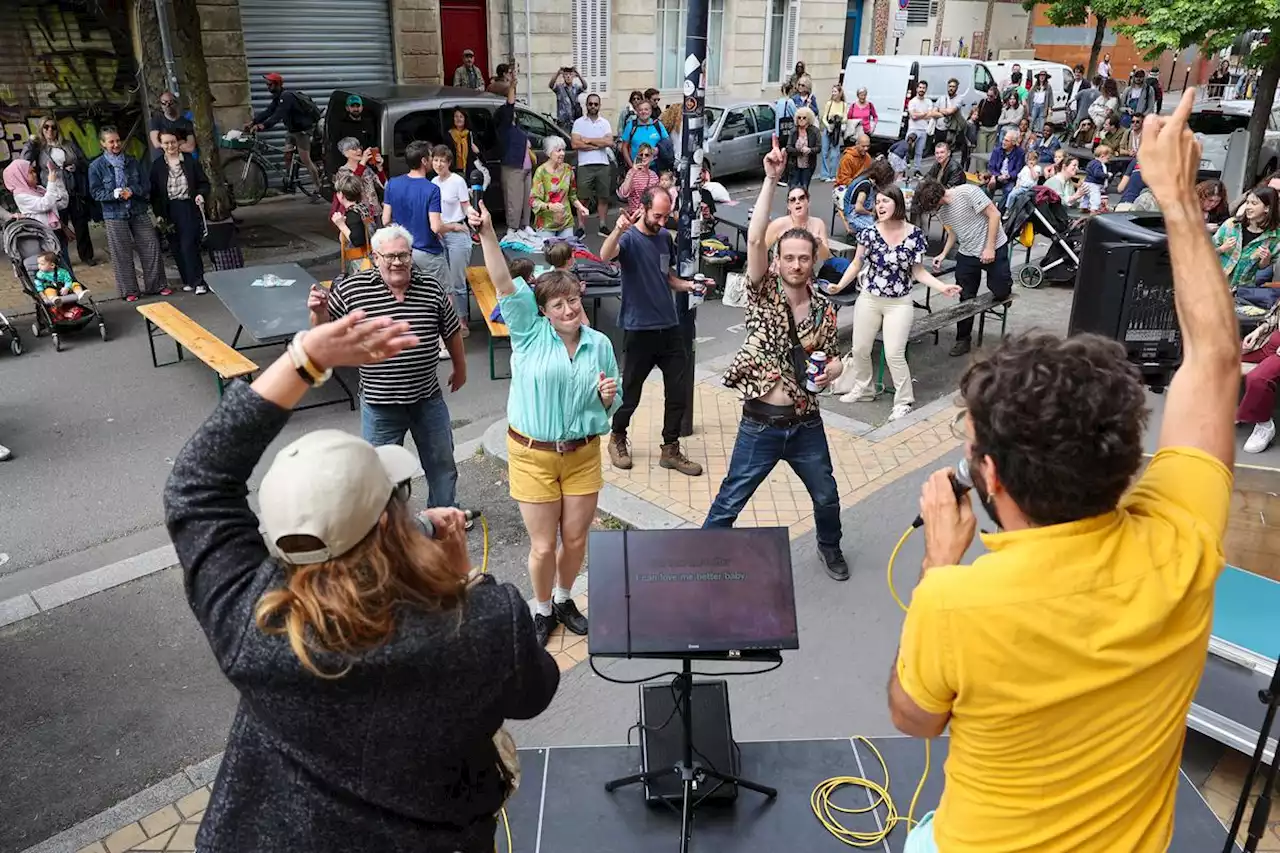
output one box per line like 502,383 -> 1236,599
324,85 -> 575,220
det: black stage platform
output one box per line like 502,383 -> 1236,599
497,736 -> 1239,852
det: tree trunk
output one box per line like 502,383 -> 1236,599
1245,58 -> 1280,187
1087,17 -> 1107,79
170,0 -> 234,223
983,0 -> 996,58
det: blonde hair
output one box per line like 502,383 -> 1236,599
255,498 -> 468,677
794,106 -> 817,125
1093,145 -> 1113,159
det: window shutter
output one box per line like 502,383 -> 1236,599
782,0 -> 800,75
573,0 -> 611,94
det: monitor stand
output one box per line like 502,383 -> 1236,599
604,658 -> 777,853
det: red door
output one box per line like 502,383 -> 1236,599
441,0 -> 490,86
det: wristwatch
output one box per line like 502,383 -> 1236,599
288,331 -> 332,387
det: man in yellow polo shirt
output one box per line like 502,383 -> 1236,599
889,87 -> 1240,853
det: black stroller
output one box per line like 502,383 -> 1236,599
1002,187 -> 1083,288
3,218 -> 106,351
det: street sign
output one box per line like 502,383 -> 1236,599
898,0 -> 909,8
893,7 -> 908,36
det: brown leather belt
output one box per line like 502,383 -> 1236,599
508,427 -> 598,454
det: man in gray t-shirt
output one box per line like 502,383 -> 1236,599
914,180 -> 1012,356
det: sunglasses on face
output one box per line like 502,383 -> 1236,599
788,194 -> 806,203
160,100 -> 175,106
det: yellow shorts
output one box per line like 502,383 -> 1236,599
507,433 -> 604,504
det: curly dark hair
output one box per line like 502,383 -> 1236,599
959,332 -> 1149,526
913,178 -> 947,214
867,159 -> 896,189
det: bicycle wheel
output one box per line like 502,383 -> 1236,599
224,154 -> 268,206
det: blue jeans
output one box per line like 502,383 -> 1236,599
360,393 -> 458,507
819,133 -> 839,180
912,131 -> 928,173
790,167 -> 814,193
703,415 -> 842,548
1029,102 -> 1046,133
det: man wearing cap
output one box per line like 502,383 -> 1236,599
309,223 -> 466,508
247,72 -> 323,198
453,49 -> 486,91
328,94 -> 378,175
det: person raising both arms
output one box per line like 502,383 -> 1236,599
765,185 -> 831,262
891,88 -> 1240,853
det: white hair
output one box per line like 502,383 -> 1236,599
338,137 -> 362,154
544,136 -> 566,156
371,224 -> 413,254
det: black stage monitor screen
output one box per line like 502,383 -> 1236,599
587,528 -> 799,657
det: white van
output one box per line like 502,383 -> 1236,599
842,55 -> 999,146
989,60 -> 1076,125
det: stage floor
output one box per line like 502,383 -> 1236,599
497,736 -> 1237,852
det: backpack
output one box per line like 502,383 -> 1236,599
293,91 -> 323,124
654,123 -> 675,172
571,258 -> 622,288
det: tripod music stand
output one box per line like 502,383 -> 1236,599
604,657 -> 778,853
1223,656 -> 1280,853
587,527 -> 798,853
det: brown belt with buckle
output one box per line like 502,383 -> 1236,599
508,427 -> 598,454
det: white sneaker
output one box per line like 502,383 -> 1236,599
838,387 -> 876,403
438,342 -> 451,361
195,284 -> 208,295
182,284 -> 194,292
889,403 -> 914,422
503,229 -> 517,242
0,444 -> 11,461
1245,419 -> 1276,453
519,227 -> 537,240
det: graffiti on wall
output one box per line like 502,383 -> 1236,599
0,0 -> 145,202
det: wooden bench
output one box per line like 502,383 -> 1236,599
871,291 -> 1016,392
465,265 -> 511,380
137,302 -> 258,396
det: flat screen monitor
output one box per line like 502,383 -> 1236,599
587,528 -> 799,658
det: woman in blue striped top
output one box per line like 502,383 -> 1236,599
470,202 -> 622,647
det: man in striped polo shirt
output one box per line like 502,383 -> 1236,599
308,224 -> 467,507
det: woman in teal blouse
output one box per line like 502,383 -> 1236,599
471,202 -> 621,647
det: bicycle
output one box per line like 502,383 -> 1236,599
220,128 -> 329,206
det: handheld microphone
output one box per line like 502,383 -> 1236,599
468,167 -> 485,210
415,508 -> 483,539
911,458 -> 972,529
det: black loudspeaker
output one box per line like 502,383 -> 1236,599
638,679 -> 738,804
1067,213 -> 1180,389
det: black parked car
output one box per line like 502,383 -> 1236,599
324,85 -> 576,222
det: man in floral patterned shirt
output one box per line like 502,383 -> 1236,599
703,139 -> 849,581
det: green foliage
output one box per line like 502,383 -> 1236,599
1121,0 -> 1280,65
1023,0 -> 1136,27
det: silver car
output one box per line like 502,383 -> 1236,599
1188,99 -> 1280,182
702,102 -> 780,179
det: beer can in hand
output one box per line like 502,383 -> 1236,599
806,351 -> 827,393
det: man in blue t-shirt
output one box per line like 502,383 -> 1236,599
600,188 -> 701,476
382,140 -> 451,285
1117,159 -> 1146,206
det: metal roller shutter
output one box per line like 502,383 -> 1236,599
238,0 -> 395,166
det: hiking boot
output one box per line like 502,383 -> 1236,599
659,441 -> 703,476
608,432 -> 633,470
950,338 -> 972,357
819,545 -> 850,581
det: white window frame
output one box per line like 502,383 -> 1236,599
573,0 -> 611,94
762,0 -> 800,86
656,0 -> 725,90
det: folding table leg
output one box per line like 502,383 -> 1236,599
146,319 -> 159,368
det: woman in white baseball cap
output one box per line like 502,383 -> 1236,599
163,310 -> 559,853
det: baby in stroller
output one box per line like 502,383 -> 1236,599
34,251 -> 86,303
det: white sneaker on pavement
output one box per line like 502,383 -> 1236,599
0,444 -> 12,461
1244,419 -> 1276,454
888,403 -> 913,422
438,342 -> 451,361
195,284 -> 209,295
182,285 -> 194,292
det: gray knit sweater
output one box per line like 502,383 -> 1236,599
163,382 -> 559,852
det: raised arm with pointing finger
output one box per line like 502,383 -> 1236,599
1139,88 -> 1238,470
746,136 -> 788,285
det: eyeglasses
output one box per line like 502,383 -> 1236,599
160,100 -> 175,106
377,252 -> 413,265
638,152 -> 652,160
587,101 -> 600,108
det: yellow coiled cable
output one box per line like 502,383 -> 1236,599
811,525 -> 931,846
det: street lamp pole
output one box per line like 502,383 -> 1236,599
675,0 -> 709,437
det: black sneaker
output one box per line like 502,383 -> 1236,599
598,225 -> 612,238
553,599 -> 588,635
950,338 -> 972,357
818,545 -> 850,581
534,611 -> 558,647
